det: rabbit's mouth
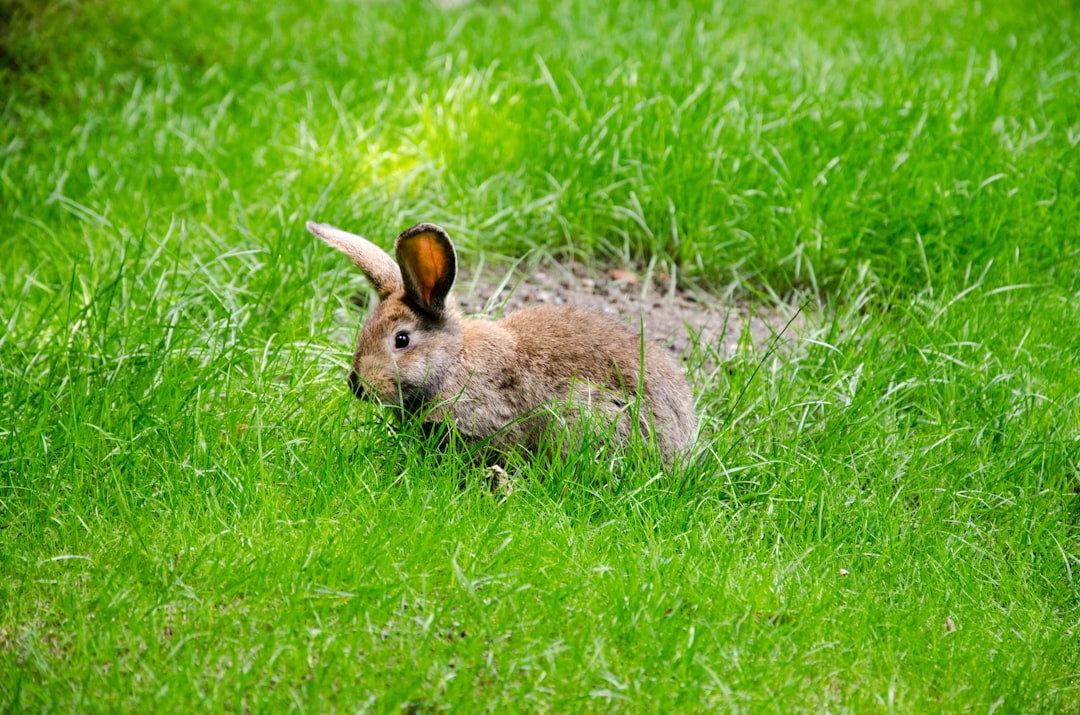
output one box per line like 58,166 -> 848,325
353,377 -> 427,414
347,369 -> 401,405
347,369 -> 371,400
348,366 -> 437,414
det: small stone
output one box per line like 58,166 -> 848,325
487,465 -> 513,496
610,269 -> 638,285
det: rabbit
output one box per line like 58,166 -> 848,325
307,220 -> 697,465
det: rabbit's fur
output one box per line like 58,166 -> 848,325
308,220 -> 697,464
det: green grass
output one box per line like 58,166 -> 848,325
2,0 -> 1079,711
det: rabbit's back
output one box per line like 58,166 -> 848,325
498,304 -> 663,387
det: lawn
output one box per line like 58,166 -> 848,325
2,0 -> 1079,711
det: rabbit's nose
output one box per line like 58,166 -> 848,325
347,369 -> 366,399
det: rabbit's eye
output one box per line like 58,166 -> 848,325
394,331 -> 410,349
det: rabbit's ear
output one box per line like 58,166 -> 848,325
306,221 -> 402,298
395,223 -> 457,318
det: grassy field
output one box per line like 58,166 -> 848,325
2,0 -> 1079,711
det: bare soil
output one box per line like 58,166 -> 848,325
455,259 -> 806,359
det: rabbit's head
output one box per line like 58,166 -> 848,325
307,221 -> 463,412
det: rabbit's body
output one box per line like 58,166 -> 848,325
433,304 -> 694,461
309,220 -> 697,464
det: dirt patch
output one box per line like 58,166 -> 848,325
455,259 -> 805,359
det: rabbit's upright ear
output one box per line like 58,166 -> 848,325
395,223 -> 457,319
306,221 -> 403,298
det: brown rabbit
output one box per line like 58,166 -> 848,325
308,220 -> 697,464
